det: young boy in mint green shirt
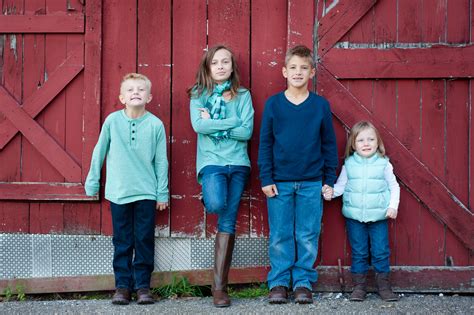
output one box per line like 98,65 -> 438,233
85,73 -> 168,305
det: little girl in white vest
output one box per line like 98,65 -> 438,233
323,120 -> 400,302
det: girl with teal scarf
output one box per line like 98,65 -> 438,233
188,45 -> 254,308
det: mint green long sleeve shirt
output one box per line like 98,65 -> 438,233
190,88 -> 254,183
85,110 -> 169,204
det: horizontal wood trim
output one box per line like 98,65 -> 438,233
317,67 -> 474,250
323,45 -> 474,78
317,0 -> 377,56
1,266 -> 472,294
0,183 -> 97,200
0,15 -> 84,33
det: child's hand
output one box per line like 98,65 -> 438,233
321,184 -> 333,201
385,208 -> 398,219
156,202 -> 168,211
262,184 -> 278,198
197,108 -> 210,119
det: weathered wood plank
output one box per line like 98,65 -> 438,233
421,80 -> 445,181
421,0 -> 446,43
317,68 -> 474,250
322,46 -> 474,79
207,0 -> 251,237
396,80 -> 421,158
373,0 -> 396,43
397,0 -> 422,43
137,0 -> 172,237
317,0 -> 377,56
64,203 -> 101,234
287,0 -> 314,49
98,0 -> 136,235
82,0 -> 102,186
0,202 -> 29,233
170,0 -> 206,237
30,202 -> 64,234
0,15 -> 84,33
2,267 -> 472,294
446,80 -> 469,205
249,0 -> 288,237
0,183 -> 96,200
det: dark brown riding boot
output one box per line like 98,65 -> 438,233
376,273 -> 399,301
349,273 -> 367,301
212,232 -> 235,307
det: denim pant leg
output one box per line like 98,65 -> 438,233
133,200 -> 156,289
218,166 -> 250,234
110,202 -> 134,290
267,181 -> 295,289
292,180 -> 323,289
346,218 -> 370,274
201,165 -> 249,234
368,220 -> 390,273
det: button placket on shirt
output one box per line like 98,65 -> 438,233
130,121 -> 137,148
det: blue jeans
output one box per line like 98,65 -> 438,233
345,218 -> 390,274
267,180 -> 323,290
110,199 -> 155,290
200,165 -> 250,234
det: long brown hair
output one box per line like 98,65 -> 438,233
187,45 -> 241,98
344,121 -> 386,159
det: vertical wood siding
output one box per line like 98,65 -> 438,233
0,0 -> 472,268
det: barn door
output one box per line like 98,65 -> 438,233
0,0 -> 101,200
316,0 -> 473,253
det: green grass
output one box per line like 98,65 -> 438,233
228,283 -> 269,298
2,285 -> 27,302
152,276 -> 207,298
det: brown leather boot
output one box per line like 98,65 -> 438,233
349,273 -> 367,301
112,288 -> 131,305
212,232 -> 235,307
376,273 -> 399,301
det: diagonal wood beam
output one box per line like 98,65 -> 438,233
0,45 -> 84,149
323,45 -> 474,79
317,0 -> 377,57
0,15 -> 84,33
0,87 -> 81,182
317,66 -> 474,250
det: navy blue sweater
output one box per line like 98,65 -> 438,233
258,91 -> 338,187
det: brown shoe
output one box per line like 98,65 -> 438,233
136,288 -> 155,304
112,288 -> 131,305
268,286 -> 289,304
349,273 -> 367,301
294,287 -> 313,304
376,273 -> 399,302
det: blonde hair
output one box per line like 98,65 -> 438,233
345,121 -> 386,158
187,45 -> 241,98
285,45 -> 315,68
120,73 -> 152,93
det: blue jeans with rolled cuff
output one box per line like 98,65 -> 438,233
110,199 -> 155,291
200,165 -> 250,234
345,218 -> 390,274
266,180 -> 323,290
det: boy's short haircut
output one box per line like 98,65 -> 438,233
284,45 -> 315,68
121,73 -> 152,92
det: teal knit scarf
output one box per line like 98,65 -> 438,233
205,81 -> 231,144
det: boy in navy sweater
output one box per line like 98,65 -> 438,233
258,45 -> 338,304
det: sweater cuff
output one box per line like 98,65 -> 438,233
156,193 -> 169,203
260,178 -> 274,187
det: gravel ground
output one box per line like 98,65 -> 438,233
1,293 -> 473,314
